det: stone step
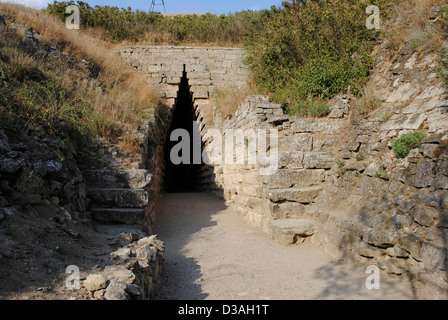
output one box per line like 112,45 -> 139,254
278,151 -> 335,170
264,169 -> 326,189
91,208 -> 145,225
279,135 -> 313,152
88,188 -> 150,209
269,219 -> 317,246
268,186 -> 323,203
83,169 -> 153,190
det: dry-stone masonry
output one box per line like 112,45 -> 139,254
84,232 -> 164,300
112,43 -> 448,299
198,95 -> 340,240
196,47 -> 448,299
114,45 -> 249,103
114,46 -> 250,139
79,102 -> 169,235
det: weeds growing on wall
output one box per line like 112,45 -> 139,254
392,130 -> 428,158
286,99 -> 330,118
212,83 -> 255,121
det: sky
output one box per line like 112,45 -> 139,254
0,0 -> 284,14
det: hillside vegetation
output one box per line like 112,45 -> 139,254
246,0 -> 447,114
45,0 -> 448,118
0,3 -> 159,151
2,0 -> 447,137
45,1 -> 264,46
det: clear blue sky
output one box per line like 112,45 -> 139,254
1,0 -> 285,14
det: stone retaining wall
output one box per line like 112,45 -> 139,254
115,43 -> 448,299
84,233 -> 165,300
198,47 -> 448,299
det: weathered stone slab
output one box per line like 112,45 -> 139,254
269,219 -> 316,245
266,169 -> 325,189
278,152 -> 305,169
88,189 -> 150,208
83,170 -> 153,190
279,135 -> 313,152
407,159 -> 434,188
397,233 -> 423,261
271,202 -> 306,220
303,152 -> 335,169
91,208 -> 145,225
268,186 -> 323,203
291,118 -> 346,134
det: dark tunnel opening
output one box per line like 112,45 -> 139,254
163,65 -> 203,193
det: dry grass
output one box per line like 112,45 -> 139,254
355,93 -> 383,115
383,0 -> 446,53
0,3 -> 159,133
211,82 -> 255,122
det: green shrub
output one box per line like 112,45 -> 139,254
46,1 -> 263,45
287,99 -> 330,118
392,130 -> 427,158
244,0 -> 392,109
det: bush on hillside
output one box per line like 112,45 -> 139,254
45,1 -> 263,44
244,0 -> 396,115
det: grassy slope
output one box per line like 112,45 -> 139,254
0,4 -> 159,152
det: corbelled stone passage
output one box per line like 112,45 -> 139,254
114,45 -> 251,134
163,66 -> 202,193
193,49 -> 448,299
113,45 -> 251,194
114,46 -> 249,102
111,45 -> 448,300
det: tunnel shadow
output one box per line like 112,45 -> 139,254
163,65 -> 202,193
151,65 -> 228,299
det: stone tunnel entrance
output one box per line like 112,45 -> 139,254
163,65 -> 203,193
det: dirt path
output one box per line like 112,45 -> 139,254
152,193 -> 415,300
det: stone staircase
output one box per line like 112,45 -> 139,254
81,143 -> 154,226
268,218 -> 317,246
266,150 -> 336,246
267,186 -> 323,246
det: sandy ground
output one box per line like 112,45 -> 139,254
152,192 -> 416,300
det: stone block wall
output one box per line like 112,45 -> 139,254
197,95 -> 341,234
115,43 -> 448,299
307,48 -> 448,299
114,45 -> 250,101
197,47 -> 448,299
